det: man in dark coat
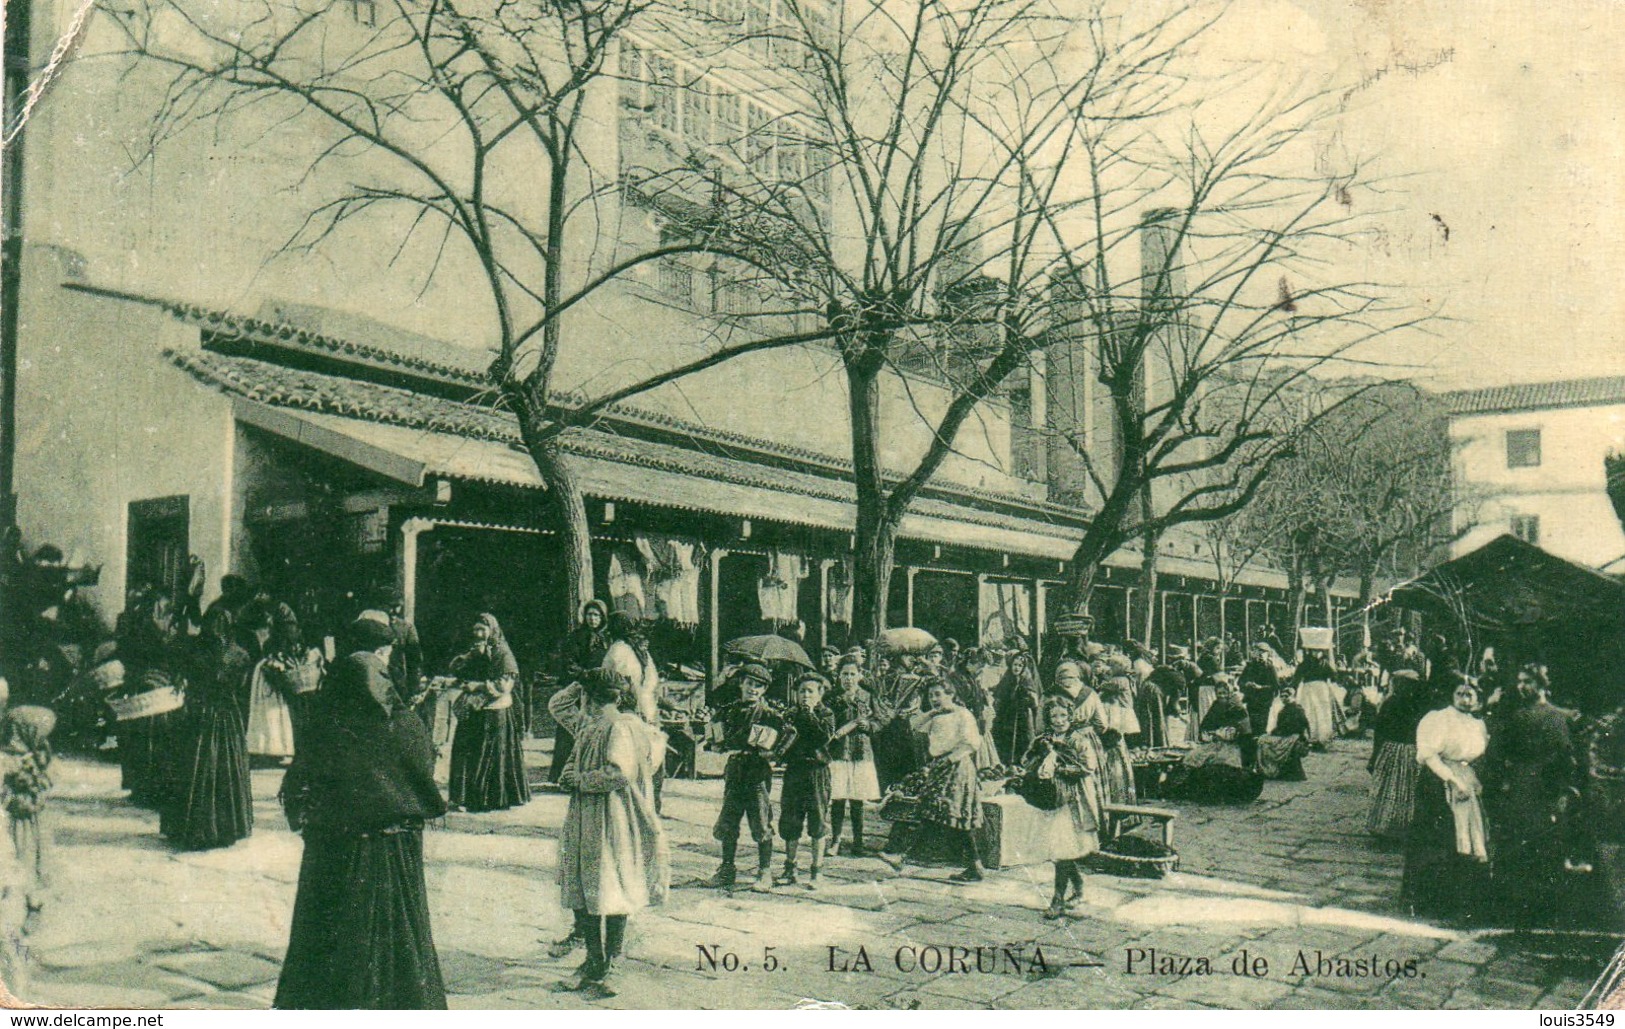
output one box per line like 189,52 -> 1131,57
1237,643 -> 1280,766
1484,664 -> 1575,927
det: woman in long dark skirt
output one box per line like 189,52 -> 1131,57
1402,680 -> 1491,923
447,613 -> 530,813
115,589 -> 183,807
161,609 -> 254,850
275,616 -> 448,1010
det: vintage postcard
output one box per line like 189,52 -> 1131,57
1,0 -> 1623,1013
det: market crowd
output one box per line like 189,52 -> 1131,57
1,540 -> 1623,1008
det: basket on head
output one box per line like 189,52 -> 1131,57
1299,627 -> 1334,652
109,685 -> 184,721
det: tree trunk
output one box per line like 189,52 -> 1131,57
847,357 -> 894,644
1138,529 -> 1160,649
1358,563 -> 1376,649
1288,542 -> 1307,640
852,505 -> 899,644
525,434 -> 593,626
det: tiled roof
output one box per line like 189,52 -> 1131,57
1444,375 -> 1625,415
168,349 -> 1086,543
75,281 -> 1087,522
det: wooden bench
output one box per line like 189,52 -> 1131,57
1101,803 -> 1178,849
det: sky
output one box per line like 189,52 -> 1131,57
1202,0 -> 1625,390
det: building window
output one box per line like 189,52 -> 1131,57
648,55 -> 679,134
340,0 -> 376,25
1505,428 -> 1541,469
619,42 -> 646,108
683,84 -> 712,147
658,256 -> 695,303
1510,513 -> 1540,545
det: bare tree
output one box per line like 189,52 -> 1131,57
105,0 -> 833,617
632,0 -> 1208,642
1210,379 -> 1469,645
1040,57 -> 1430,619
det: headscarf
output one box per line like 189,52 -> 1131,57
456,612 -> 519,681
578,598 -> 609,628
289,644 -> 446,833
3,705 -> 55,758
270,602 -> 302,658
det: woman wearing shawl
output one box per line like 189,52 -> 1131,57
879,680 -> 988,883
554,669 -> 670,999
1255,684 -> 1311,781
113,586 -> 183,808
238,601 -> 295,763
1402,679 -> 1491,922
162,608 -> 254,851
551,599 -> 611,784
275,616 -> 448,1009
826,656 -> 881,856
1367,670 -> 1427,839
991,650 -> 1043,767
259,604 -> 324,755
446,613 -> 530,813
1050,661 -> 1133,810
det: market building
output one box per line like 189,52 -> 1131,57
2,0 -> 1354,679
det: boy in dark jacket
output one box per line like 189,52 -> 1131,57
775,672 -> 836,889
706,663 -> 782,891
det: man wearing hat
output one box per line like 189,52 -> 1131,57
705,662 -> 782,890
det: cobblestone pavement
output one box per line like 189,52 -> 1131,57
7,739 -> 1617,1010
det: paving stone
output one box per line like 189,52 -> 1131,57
32,942 -> 144,971
20,981 -> 173,1008
44,960 -> 213,1001
441,949 -> 521,994
997,969 -> 1144,1009
1435,937 -> 1499,965
1269,986 -> 1384,1009
1471,976 -> 1546,1007
1155,970 -> 1292,1006
175,991 -> 270,1010
151,950 -> 281,990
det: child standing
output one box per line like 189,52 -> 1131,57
826,657 -> 880,856
555,669 -> 670,999
775,673 -> 835,889
1023,697 -> 1100,919
706,663 -> 782,891
2,700 -> 55,923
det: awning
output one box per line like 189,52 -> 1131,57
235,401 -> 1086,562
1373,533 -> 1625,630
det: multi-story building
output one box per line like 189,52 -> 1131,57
1445,375 -> 1625,570
1,0 -> 1346,673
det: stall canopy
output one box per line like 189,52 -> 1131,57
1375,534 -> 1625,712
1377,534 -> 1624,631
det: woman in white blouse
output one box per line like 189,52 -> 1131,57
1402,679 -> 1491,922
880,681 -> 988,882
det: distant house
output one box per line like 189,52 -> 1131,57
1444,375 -> 1625,570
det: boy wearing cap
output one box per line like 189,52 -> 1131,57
706,664 -> 782,890
774,673 -> 836,889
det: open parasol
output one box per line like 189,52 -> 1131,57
879,627 -> 938,655
723,635 -> 815,668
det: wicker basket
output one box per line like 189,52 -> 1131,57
1083,836 -> 1180,879
109,685 -> 184,721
